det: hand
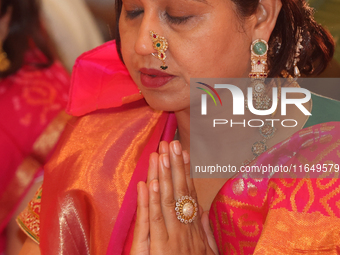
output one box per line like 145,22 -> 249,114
131,141 -> 219,255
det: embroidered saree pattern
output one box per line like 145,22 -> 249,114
16,186 -> 42,244
209,122 -> 340,254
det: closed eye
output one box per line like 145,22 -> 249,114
165,13 -> 193,25
126,9 -> 144,19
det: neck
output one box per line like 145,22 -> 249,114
175,108 -> 190,152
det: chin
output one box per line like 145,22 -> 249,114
143,96 -> 189,112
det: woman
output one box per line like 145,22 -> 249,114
18,0 -> 340,254
0,0 -> 70,253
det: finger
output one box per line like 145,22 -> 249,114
183,151 -> 200,224
147,152 -> 159,186
169,141 -> 189,199
198,205 -> 204,218
131,182 -> 150,255
149,179 -> 168,244
158,153 -> 178,229
201,211 -> 219,255
183,150 -> 197,202
159,141 -> 169,155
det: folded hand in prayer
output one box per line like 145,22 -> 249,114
131,141 -> 219,255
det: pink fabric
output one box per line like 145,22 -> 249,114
0,50 -> 69,198
209,122 -> 340,254
0,49 -> 70,252
67,41 -> 142,117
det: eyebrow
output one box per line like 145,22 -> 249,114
191,0 -> 209,4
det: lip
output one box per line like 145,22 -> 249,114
140,68 -> 175,88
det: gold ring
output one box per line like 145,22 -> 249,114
175,196 -> 198,224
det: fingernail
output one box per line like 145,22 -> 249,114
159,141 -> 164,152
173,141 -> 182,156
183,150 -> 190,164
159,141 -> 168,154
162,154 -> 170,168
152,180 -> 159,192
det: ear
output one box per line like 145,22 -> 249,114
252,0 -> 282,42
0,6 -> 12,43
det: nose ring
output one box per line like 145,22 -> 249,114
150,31 -> 168,70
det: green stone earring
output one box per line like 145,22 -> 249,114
249,39 -> 269,79
150,31 -> 169,70
242,39 -> 278,166
248,39 -> 271,111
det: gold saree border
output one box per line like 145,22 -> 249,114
32,111 -> 72,162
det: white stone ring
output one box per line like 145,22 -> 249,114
175,195 -> 198,224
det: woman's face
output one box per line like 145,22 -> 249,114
119,0 -> 254,111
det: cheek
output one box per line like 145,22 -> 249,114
119,29 -> 131,64
171,14 -> 251,79
119,20 -> 137,72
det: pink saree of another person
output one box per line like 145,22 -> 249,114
17,41 -> 340,255
0,48 -> 70,252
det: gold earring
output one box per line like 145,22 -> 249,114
0,42 -> 10,72
150,31 -> 168,70
249,39 -> 270,110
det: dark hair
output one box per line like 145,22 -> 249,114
115,0 -> 123,62
114,0 -> 335,77
231,0 -> 335,77
0,0 -> 55,78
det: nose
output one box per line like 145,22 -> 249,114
134,14 -> 162,57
